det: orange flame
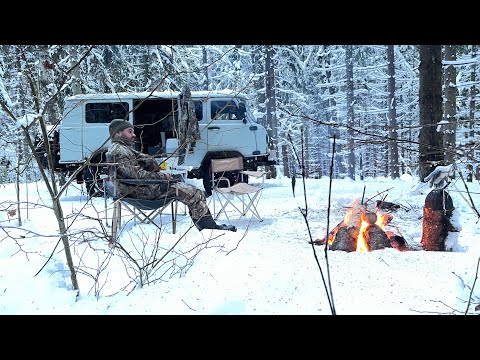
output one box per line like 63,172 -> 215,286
326,204 -> 357,246
343,205 -> 355,225
356,209 -> 391,252
356,212 -> 370,253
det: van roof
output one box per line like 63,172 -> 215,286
66,89 -> 247,102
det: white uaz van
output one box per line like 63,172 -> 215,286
49,89 -> 276,196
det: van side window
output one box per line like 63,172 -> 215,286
211,100 -> 241,120
85,102 -> 129,123
194,100 -> 203,121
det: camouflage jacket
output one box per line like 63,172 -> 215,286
106,138 -> 172,199
177,86 -> 200,164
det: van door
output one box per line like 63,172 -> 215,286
205,99 -> 259,156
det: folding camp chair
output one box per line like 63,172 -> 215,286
210,157 -> 266,224
105,157 -> 182,245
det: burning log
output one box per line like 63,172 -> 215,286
421,208 -> 448,251
364,211 -> 378,224
329,226 -> 357,252
358,211 -> 393,251
312,198 -> 406,252
312,221 -> 342,246
364,223 -> 392,250
311,199 -> 365,247
421,189 -> 457,251
385,231 -> 408,251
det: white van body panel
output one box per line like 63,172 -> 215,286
58,90 -> 270,171
58,99 -> 85,163
59,95 -> 138,164
182,96 -> 266,167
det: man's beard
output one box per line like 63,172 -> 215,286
120,135 -> 136,146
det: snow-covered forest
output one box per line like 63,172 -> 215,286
1,45 -> 480,303
1,45 -> 478,184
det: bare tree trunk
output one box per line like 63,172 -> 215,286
252,45 -> 265,121
143,48 -> 150,91
359,154 -> 364,180
38,45 -> 60,126
265,45 -> 278,177
345,45 -> 356,180
282,144 -> 289,177
22,121 -> 80,291
202,46 -> 209,90
419,45 -> 444,181
387,45 -> 399,179
6,46 -> 94,292
384,127 -> 389,177
70,46 -> 82,95
304,124 -> 310,178
443,45 -> 457,165
15,131 -> 23,227
468,45 -> 477,140
251,46 -> 265,118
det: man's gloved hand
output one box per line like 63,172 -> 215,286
140,157 -> 160,172
161,172 -> 173,181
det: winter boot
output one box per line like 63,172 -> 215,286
193,215 -> 237,232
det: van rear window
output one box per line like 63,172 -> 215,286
85,102 -> 129,123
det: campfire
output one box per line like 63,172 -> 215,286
313,199 -> 408,252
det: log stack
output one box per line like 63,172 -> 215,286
314,206 -> 394,251
312,198 -> 407,252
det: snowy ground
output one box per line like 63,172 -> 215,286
0,174 -> 479,315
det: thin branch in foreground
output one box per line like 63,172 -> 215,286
292,129 -> 336,315
464,256 -> 480,315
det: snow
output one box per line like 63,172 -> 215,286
0,172 -> 479,315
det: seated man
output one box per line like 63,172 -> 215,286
106,119 -> 236,232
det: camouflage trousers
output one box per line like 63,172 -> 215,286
117,180 -> 211,220
169,182 -> 211,220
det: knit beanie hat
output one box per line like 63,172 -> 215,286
109,119 -> 133,137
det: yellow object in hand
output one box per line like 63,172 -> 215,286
160,161 -> 168,170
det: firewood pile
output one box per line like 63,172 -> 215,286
312,198 -> 407,252
311,186 -> 460,253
